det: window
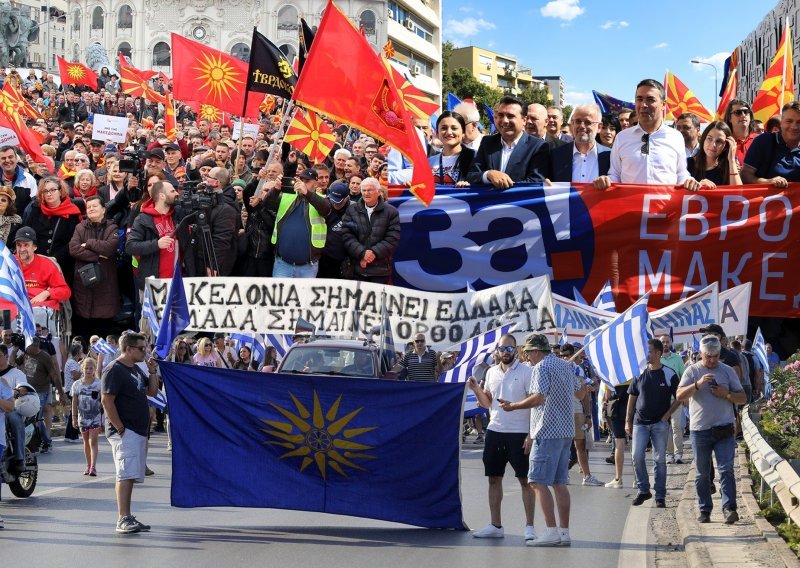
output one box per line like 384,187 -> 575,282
277,5 -> 299,31
479,74 -> 492,84
72,44 -> 80,61
72,9 -> 81,32
118,42 -> 132,60
479,55 -> 492,68
359,10 -> 377,44
61,39 -> 65,50
52,37 -> 56,49
152,42 -> 171,68
91,6 -> 103,30
278,43 -> 296,63
118,5 -> 133,30
231,42 -> 250,63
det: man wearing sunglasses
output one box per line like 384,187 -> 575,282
397,333 -> 438,381
467,334 -> 536,541
723,99 -> 758,166
593,79 -> 700,191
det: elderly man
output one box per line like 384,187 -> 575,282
467,96 -> 549,188
454,101 -> 484,151
548,104 -> 610,183
0,145 -> 35,213
526,104 -> 565,150
676,335 -> 747,524
594,79 -> 700,191
341,177 -> 400,284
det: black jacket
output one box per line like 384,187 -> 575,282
191,187 -> 239,276
341,199 -> 400,278
243,179 -> 275,259
125,206 -> 195,289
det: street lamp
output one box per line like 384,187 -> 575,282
690,59 -> 718,114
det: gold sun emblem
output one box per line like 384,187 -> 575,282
192,52 -> 244,104
67,65 -> 86,81
261,390 -> 378,479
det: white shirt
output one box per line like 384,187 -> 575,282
484,359 -> 532,433
608,123 -> 690,184
464,133 -> 484,152
0,366 -> 26,389
572,143 -> 600,182
365,204 -> 376,220
481,132 -> 524,184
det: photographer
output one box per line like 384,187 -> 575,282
193,167 -> 239,277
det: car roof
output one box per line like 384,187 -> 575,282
289,339 -> 376,350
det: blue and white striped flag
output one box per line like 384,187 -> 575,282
592,280 -> 616,312
92,338 -> 118,356
558,326 -> 568,346
753,327 -> 772,398
147,389 -> 167,410
693,334 -> 700,352
379,300 -> 396,369
584,296 -> 652,387
264,333 -> 293,358
231,333 -> 267,362
440,324 -> 512,383
573,286 -> 589,306
142,285 -> 160,335
0,240 -> 35,344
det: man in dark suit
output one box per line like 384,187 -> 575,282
527,103 -> 566,150
467,96 -> 548,188
549,104 -> 611,183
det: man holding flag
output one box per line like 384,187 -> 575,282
467,333 -> 536,541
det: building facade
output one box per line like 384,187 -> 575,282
738,0 -> 800,105
533,75 -> 564,108
5,0 -> 68,71
449,46 -> 539,96
63,0 -> 442,103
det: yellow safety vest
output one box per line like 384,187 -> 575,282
271,193 -> 327,248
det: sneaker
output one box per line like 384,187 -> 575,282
632,492 -> 652,506
89,467 -> 97,477
40,444 -> 51,454
526,527 -> 561,547
655,499 -> 666,508
130,516 -> 151,532
582,475 -> 604,486
116,516 -> 141,534
605,478 -> 623,488
524,525 -> 536,541
472,523 -> 504,538
145,466 -> 154,477
475,433 -> 484,444
666,454 -> 675,464
605,455 -> 615,464
723,508 -> 739,524
675,455 -> 684,464
697,511 -> 711,523
558,529 -> 571,547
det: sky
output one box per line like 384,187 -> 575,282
442,0 -> 776,112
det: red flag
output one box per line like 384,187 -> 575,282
1,81 -> 38,119
664,71 -> 713,122
56,56 -> 98,90
292,0 -> 435,205
752,21 -> 794,123
715,49 -> 739,121
260,94 -> 277,115
119,55 -> 167,104
164,94 -> 177,140
285,109 -> 337,163
383,41 -> 395,59
388,63 -> 439,120
0,96 -> 48,164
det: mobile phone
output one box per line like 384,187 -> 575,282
710,379 -> 718,387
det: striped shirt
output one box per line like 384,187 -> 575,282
400,348 -> 438,381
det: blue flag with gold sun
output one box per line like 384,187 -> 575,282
160,361 -> 467,529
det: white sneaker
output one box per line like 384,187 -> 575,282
582,475 -> 604,486
558,529 -> 571,546
524,525 -> 537,541
666,454 -> 675,464
473,523 -> 504,538
526,527 -> 561,547
605,478 -> 623,488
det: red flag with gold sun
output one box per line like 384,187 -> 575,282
119,54 -> 167,105
284,109 -> 336,163
164,94 -> 177,140
1,81 -> 38,119
752,22 -> 795,123
387,62 -> 440,120
56,56 -> 98,90
0,93 -> 48,164
664,71 -> 713,122
260,94 -> 277,115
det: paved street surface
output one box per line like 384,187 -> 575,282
0,433 -> 683,567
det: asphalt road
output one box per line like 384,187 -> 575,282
0,433 -> 669,567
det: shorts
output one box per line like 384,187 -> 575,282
108,429 -> 147,482
573,414 -> 586,440
611,415 -> 627,439
482,429 -> 529,478
80,425 -> 101,433
528,437 -> 572,485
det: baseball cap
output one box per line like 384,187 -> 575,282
522,333 -> 551,352
298,169 -> 318,181
14,226 -> 37,243
145,148 -> 165,161
327,181 -> 349,204
89,139 -> 104,146
698,323 -> 725,337
164,143 -> 181,152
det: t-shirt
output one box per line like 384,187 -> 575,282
71,379 -> 102,429
101,360 -> 151,437
679,362 -> 743,431
430,153 -> 462,184
64,358 -> 82,393
0,366 -> 25,389
400,349 -> 438,382
743,131 -> 800,181
22,351 -> 56,392
628,366 -> 678,425
193,352 -> 221,367
661,351 -> 686,379
528,353 -> 582,440
483,359 -> 532,433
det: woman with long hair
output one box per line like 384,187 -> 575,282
597,113 -> 621,148
234,346 -> 259,371
170,339 -> 193,363
687,121 -> 741,189
192,337 -> 223,367
262,346 -> 279,372
429,111 -> 474,187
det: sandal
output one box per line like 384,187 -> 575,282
89,467 -> 97,477
83,467 -> 90,475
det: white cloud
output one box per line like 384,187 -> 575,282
564,90 -> 594,106
540,0 -> 585,21
691,52 -> 731,75
652,42 -> 669,49
600,20 -> 629,30
445,17 -> 496,44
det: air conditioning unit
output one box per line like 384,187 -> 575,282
388,8 -> 393,17
410,64 -> 421,76
405,18 -> 414,30
485,63 -> 492,69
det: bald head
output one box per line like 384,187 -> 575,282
526,103 -> 547,138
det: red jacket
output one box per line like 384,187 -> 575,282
17,254 -> 71,309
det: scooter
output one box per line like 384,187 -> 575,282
1,414 -> 41,497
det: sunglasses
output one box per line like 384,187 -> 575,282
641,133 -> 650,155
496,346 -> 515,353
414,339 -> 425,344
731,109 -> 750,117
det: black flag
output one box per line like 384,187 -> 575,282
298,18 -> 316,75
243,28 -> 297,111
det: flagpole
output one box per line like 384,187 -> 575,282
781,18 -> 789,108
233,120 -> 245,180
253,101 -> 296,198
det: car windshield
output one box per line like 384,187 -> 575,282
280,347 -> 376,377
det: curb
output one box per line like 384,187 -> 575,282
737,445 -> 800,568
676,465 -> 713,567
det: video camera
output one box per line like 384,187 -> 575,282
118,148 -> 145,175
178,180 -> 218,226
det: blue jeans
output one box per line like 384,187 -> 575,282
691,428 -> 737,513
6,410 -> 26,460
272,256 -> 319,278
36,392 -> 51,446
632,421 -> 669,499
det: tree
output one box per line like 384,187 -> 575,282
518,83 -> 552,106
442,42 -> 503,129
562,104 -> 574,124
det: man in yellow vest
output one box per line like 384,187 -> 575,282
266,168 -> 331,278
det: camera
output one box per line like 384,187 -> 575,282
179,180 -> 218,225
118,149 -> 144,174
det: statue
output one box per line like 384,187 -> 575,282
7,7 -> 36,67
85,42 -> 116,75
0,2 -> 12,67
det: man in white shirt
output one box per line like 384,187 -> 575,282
548,104 -> 611,183
467,334 -> 537,541
453,101 -> 484,151
593,79 -> 700,191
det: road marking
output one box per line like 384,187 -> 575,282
617,500 -> 651,568
33,475 -> 117,498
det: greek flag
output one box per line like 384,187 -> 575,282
558,326 -> 568,346
753,327 -> 772,398
147,389 -> 167,410
584,295 -> 652,387
0,241 -> 35,344
592,280 -> 616,312
264,333 -> 293,358
440,324 -> 512,383
142,285 -> 160,335
693,334 -> 700,352
573,286 -> 589,305
231,333 -> 267,361
379,300 -> 396,368
92,338 -> 118,356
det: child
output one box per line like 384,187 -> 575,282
71,357 -> 102,476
